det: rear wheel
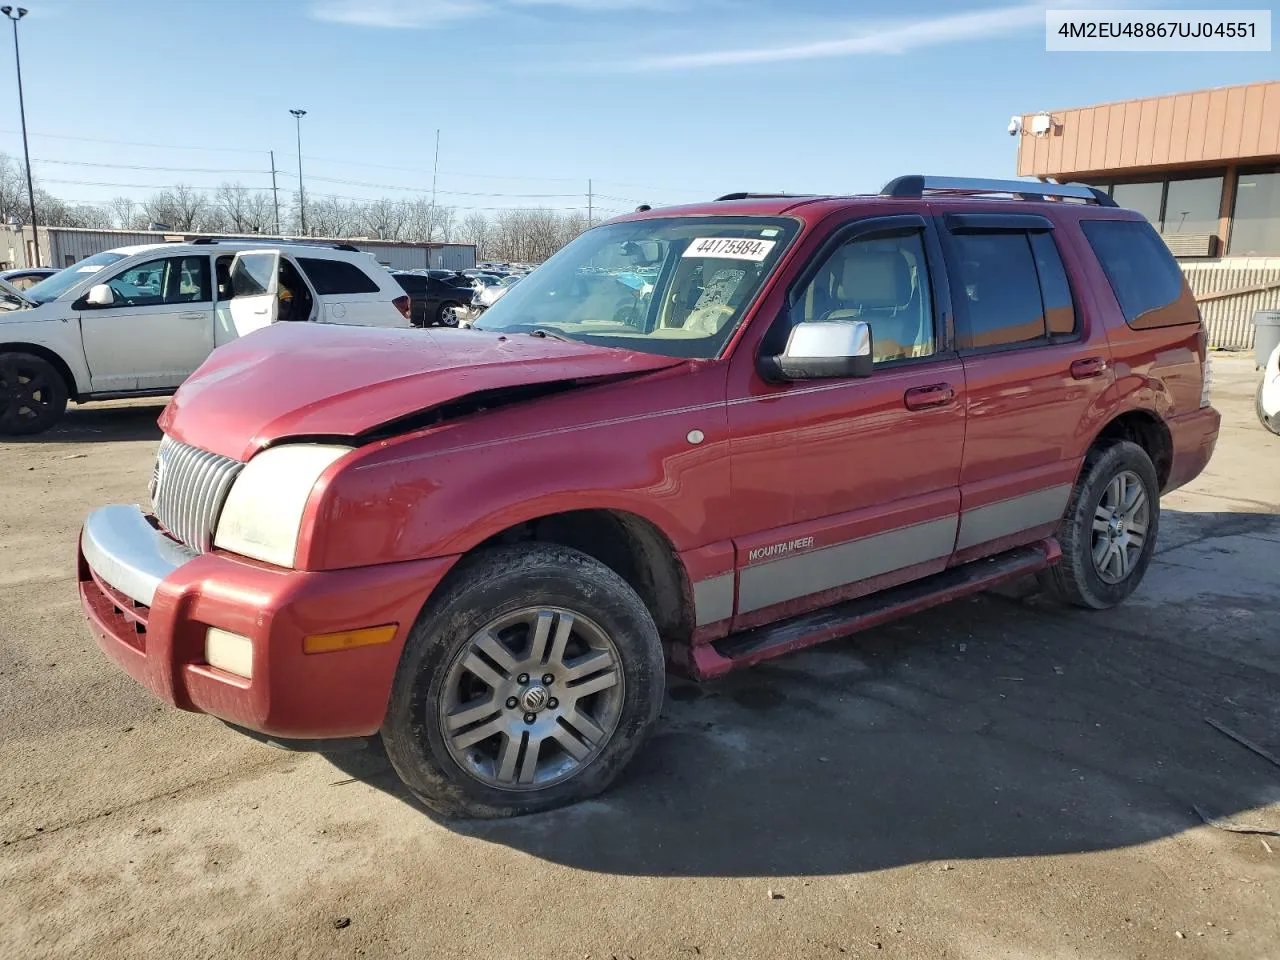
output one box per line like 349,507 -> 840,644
0,352 -> 68,436
1041,440 -> 1159,609
1257,382 -> 1280,435
382,544 -> 664,818
437,301 -> 463,327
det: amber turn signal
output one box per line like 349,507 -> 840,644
302,624 -> 398,655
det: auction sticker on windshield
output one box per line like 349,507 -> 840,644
682,237 -> 776,260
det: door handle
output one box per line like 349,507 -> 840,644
178,311 -> 205,320
252,309 -> 268,316
904,383 -> 956,411
1070,357 -> 1108,379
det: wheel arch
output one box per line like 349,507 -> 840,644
466,508 -> 695,647
1089,408 -> 1174,490
0,341 -> 81,401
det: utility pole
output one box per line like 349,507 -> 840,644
428,128 -> 440,242
290,108 -> 307,234
269,150 -> 281,235
3,6 -> 39,267
587,179 -> 593,226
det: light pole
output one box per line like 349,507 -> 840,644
2,6 -> 39,267
289,108 -> 307,235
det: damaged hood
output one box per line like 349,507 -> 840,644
159,323 -> 684,461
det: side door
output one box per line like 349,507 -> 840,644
77,254 -> 215,393
726,215 -> 967,630
226,250 -> 281,337
934,210 -> 1115,563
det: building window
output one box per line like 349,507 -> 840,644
1163,177 -> 1224,237
1110,182 -> 1164,225
1229,171 -> 1280,256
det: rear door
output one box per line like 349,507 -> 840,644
934,209 -> 1115,563
227,250 -> 280,337
78,254 -> 215,392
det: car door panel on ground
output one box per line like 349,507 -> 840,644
78,255 -> 215,393
727,215 -> 967,630
931,208 -> 1116,564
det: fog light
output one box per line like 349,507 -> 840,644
205,628 -> 254,679
303,624 -> 397,655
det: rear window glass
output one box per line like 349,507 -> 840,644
1080,219 -> 1196,329
297,257 -> 380,295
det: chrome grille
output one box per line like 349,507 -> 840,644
151,436 -> 244,552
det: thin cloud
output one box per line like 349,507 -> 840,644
311,0 -> 672,29
621,2 -> 1057,70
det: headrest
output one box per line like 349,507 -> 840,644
838,250 -> 912,307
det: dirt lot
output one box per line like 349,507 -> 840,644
1,355 -> 1277,960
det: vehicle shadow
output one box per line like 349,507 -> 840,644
4,402 -> 167,444
328,509 -> 1280,878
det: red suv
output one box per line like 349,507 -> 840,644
79,176 -> 1219,817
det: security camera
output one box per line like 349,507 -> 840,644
1008,116 -> 1023,137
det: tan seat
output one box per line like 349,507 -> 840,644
822,249 -> 927,361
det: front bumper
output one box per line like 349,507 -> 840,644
78,505 -> 456,740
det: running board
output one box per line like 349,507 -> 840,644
690,538 -> 1060,679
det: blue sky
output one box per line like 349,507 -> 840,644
1,0 -> 1276,220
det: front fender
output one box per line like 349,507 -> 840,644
298,364 -> 731,571
0,312 -> 91,395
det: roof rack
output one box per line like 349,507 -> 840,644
714,192 -> 810,202
880,175 -> 1116,207
186,236 -> 362,252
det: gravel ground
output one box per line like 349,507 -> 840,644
1,354 -> 1277,960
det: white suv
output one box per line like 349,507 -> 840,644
0,239 -> 412,435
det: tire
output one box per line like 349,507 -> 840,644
0,352 -> 69,436
382,543 -> 665,818
436,301 -> 462,327
1257,382 -> 1280,436
1041,439 -> 1159,610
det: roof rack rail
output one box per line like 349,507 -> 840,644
187,236 -> 362,252
880,175 -> 1116,207
714,192 -> 808,201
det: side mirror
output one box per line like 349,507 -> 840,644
85,283 -> 115,307
758,320 -> 873,382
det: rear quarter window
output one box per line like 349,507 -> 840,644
1080,219 -> 1198,329
297,257 -> 381,296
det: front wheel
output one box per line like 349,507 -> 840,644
382,544 -> 665,818
0,352 -> 69,436
1041,439 -> 1160,609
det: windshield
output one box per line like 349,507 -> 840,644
472,216 -> 798,358
24,252 -> 129,305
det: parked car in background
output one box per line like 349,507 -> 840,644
390,270 -> 476,327
474,274 -> 522,311
0,267 -> 59,291
78,176 -> 1217,818
0,239 -> 411,435
1258,341 -> 1280,435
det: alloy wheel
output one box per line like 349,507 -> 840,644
438,606 -> 624,790
1091,469 -> 1149,584
0,358 -> 55,432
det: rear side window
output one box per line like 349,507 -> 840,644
949,231 -> 1076,350
297,257 -> 380,295
1080,219 -> 1195,329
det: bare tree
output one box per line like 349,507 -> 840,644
109,196 -> 146,230
458,212 -> 492,259
145,183 -> 209,231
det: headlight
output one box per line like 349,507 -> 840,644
213,444 -> 351,567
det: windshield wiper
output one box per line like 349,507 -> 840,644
526,327 -> 574,342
